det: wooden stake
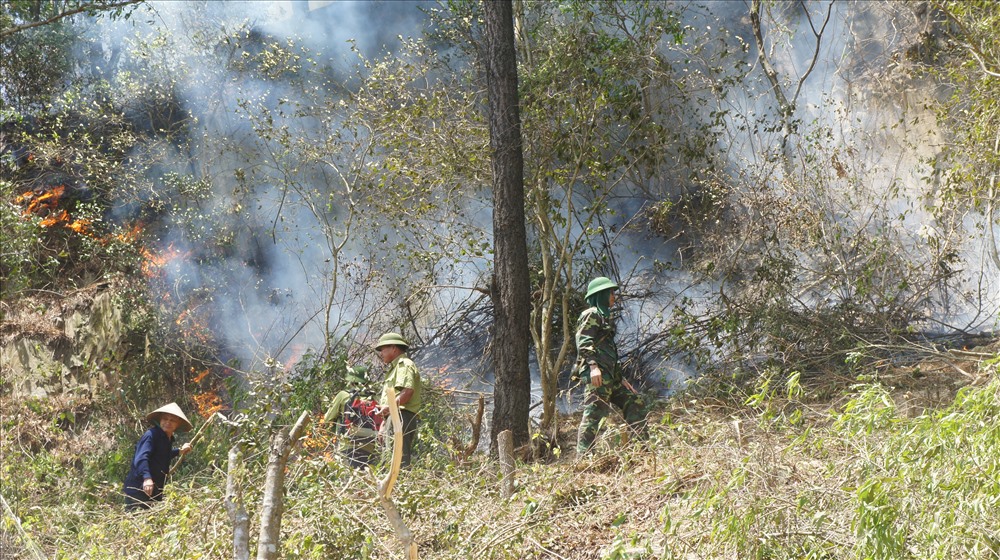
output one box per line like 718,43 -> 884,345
499,429 -> 515,499
226,444 -> 251,560
256,410 -> 310,560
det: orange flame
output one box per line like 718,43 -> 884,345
193,391 -> 227,418
17,186 -> 95,235
18,186 -> 65,215
141,244 -> 191,277
36,209 -> 91,233
176,306 -> 213,345
300,414 -> 334,454
284,344 -> 306,373
111,222 -> 144,244
66,218 -> 91,234
39,209 -> 68,227
192,368 -> 211,384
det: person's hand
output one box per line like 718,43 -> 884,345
179,442 -> 192,455
590,364 -> 603,388
142,478 -> 155,497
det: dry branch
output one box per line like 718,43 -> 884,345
378,387 -> 419,559
0,0 -> 144,39
168,411 -> 221,476
0,493 -> 46,560
450,393 -> 485,464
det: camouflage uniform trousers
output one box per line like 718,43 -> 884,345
576,380 -> 648,453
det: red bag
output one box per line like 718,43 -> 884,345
345,397 -> 382,432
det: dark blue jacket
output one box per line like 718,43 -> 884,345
123,425 -> 179,508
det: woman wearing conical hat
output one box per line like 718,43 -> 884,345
123,402 -> 193,510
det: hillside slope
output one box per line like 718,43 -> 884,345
2,339 -> 997,559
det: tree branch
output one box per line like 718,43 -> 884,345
0,0 -> 145,40
378,387 -> 419,559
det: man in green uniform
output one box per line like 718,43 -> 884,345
575,277 -> 647,453
373,332 -> 422,467
323,366 -> 381,468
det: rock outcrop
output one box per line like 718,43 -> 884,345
1,287 -> 125,398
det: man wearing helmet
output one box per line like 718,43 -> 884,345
373,332 -> 422,467
575,277 -> 648,453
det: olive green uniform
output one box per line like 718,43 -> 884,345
324,386 -> 380,468
380,354 -> 422,466
575,306 -> 647,453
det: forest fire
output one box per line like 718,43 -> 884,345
283,344 -> 306,373
140,244 -> 190,278
192,368 -> 211,384
193,389 -> 227,419
16,185 -> 64,214
176,305 -> 213,346
299,413 -> 332,455
113,222 -> 144,244
16,185 -> 92,233
436,364 -> 458,394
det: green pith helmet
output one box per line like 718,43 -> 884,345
345,365 -> 369,386
374,332 -> 409,350
585,276 -> 619,299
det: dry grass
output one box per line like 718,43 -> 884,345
1,339 -> 998,559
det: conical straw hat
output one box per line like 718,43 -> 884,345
145,402 -> 193,432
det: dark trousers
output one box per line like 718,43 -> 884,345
123,488 -> 159,511
344,444 -> 375,469
398,409 -> 419,467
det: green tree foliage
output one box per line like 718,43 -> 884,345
4,2 -> 1000,557
362,0 -> 729,437
0,93 -> 145,297
930,0 -> 1000,273
512,1 -> 711,436
0,1 -> 225,408
0,1 -> 144,108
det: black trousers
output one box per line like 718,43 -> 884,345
398,409 -> 419,467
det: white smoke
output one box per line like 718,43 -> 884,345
78,0 -> 996,389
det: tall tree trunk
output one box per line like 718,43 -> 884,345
483,0 -> 531,453
256,411 -> 310,560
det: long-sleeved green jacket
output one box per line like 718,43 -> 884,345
574,306 -> 620,381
